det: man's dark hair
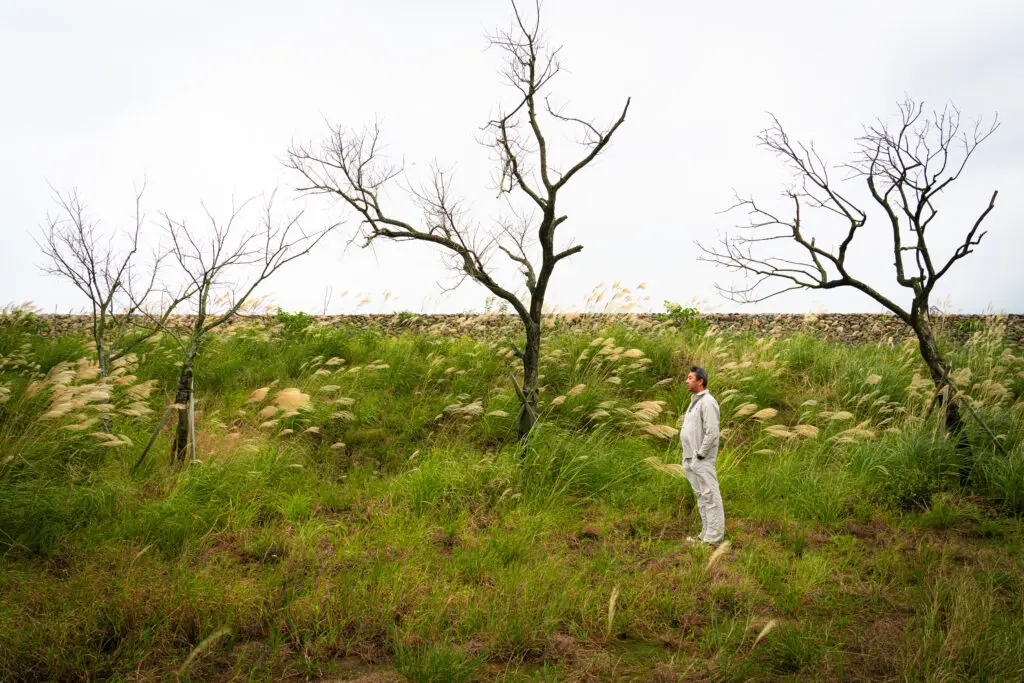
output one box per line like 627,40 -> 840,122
690,365 -> 708,389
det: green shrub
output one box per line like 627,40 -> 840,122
274,308 -> 314,336
657,301 -> 708,334
884,467 -> 943,511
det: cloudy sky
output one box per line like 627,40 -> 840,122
2,0 -> 1021,316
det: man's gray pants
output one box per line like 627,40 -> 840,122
682,457 -> 725,543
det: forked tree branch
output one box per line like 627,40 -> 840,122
36,182 -> 174,370
286,0 -> 628,334
699,98 -> 998,328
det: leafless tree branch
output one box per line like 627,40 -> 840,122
286,0 -> 629,438
143,192 -> 337,463
36,182 -> 173,382
698,98 -> 1000,442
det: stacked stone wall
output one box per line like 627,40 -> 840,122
21,312 -> 1024,346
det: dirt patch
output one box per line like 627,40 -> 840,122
546,632 -> 583,658
805,529 -> 832,548
428,529 -> 460,553
339,674 -> 406,683
196,530 -> 288,566
639,555 -> 683,573
652,519 -> 690,542
568,525 -> 602,548
742,518 -> 784,538
317,666 -> 407,683
539,632 -> 616,675
651,661 -> 712,682
846,614 -> 908,681
41,547 -> 77,579
669,612 -> 710,636
842,521 -> 884,542
196,530 -> 245,565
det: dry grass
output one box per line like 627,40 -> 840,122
274,387 -> 312,411
1,307 -> 1022,681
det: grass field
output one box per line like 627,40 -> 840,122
1,307 -> 1022,681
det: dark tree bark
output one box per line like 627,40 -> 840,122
172,350 -> 196,461
913,309 -> 965,434
699,98 -> 998,440
286,0 -> 629,439
518,321 -> 541,435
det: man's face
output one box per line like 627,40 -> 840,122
685,372 -> 704,394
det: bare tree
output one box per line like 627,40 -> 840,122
699,98 -> 999,438
286,0 -> 630,438
36,184 -> 187,429
136,193 -> 335,464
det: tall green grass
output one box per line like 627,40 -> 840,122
1,308 -> 1022,680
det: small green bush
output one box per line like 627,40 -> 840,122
274,308 -> 314,336
884,467 -> 943,511
657,301 -> 708,334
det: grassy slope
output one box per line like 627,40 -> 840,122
1,311 -> 1022,682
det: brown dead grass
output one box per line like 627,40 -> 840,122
844,614 -> 908,682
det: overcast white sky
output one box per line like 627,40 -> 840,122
2,0 -> 1021,316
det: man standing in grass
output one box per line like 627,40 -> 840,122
681,366 -> 724,546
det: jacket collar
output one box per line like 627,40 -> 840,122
687,390 -> 707,412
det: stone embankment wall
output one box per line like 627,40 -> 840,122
24,312 -> 1024,346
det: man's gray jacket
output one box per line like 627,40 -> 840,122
680,390 -> 720,461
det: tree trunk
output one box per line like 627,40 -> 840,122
517,321 -> 541,439
94,331 -> 114,433
171,356 -> 195,463
913,317 -> 966,438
